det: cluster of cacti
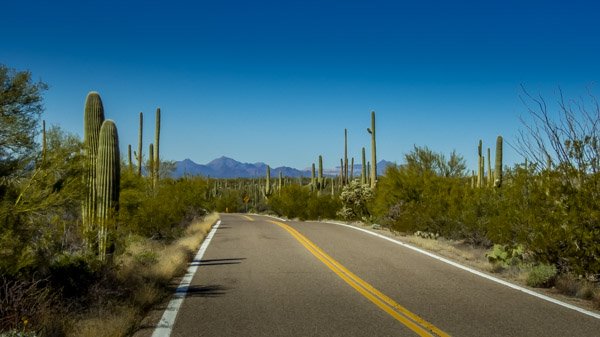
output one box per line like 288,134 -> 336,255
472,136 -> 503,189
82,92 -> 120,261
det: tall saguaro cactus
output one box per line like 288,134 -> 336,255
477,140 -> 483,188
263,165 -> 272,199
367,111 -> 377,188
487,148 -> 492,187
83,92 -> 105,245
494,136 -> 503,188
154,108 -> 161,187
361,147 -> 366,185
96,120 -> 120,261
344,129 -> 348,185
137,112 -> 143,176
318,155 -> 324,190
149,144 -> 154,184
127,144 -> 133,172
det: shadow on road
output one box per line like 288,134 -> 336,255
190,257 -> 246,267
184,284 -> 228,297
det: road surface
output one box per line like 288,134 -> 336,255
154,214 -> 600,336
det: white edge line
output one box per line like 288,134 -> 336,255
249,213 -> 287,222
314,220 -> 600,320
151,219 -> 222,337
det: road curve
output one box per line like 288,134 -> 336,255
157,214 -> 600,336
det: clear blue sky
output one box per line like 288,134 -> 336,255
2,0 -> 599,170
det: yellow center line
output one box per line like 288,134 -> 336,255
270,220 -> 450,337
241,215 -> 254,221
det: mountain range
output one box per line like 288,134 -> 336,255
173,156 -> 393,179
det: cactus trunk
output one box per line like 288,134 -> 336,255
494,136 -> 503,188
344,128 -> 348,185
318,155 -> 323,191
137,112 -> 143,176
264,165 -> 272,198
368,111 -> 377,188
487,148 -> 492,187
154,108 -> 161,187
128,144 -> 133,172
477,140 -> 483,188
149,143 -> 154,184
83,92 -> 105,248
96,120 -> 120,261
361,147 -> 366,185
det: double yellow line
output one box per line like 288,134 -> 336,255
270,220 -> 450,337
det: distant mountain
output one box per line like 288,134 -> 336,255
173,156 -> 310,178
173,157 -> 394,179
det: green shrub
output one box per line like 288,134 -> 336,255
526,264 -> 557,287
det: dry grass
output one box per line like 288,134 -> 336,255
399,235 -> 491,272
64,213 -> 219,337
72,307 -> 137,337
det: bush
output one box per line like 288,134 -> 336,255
526,264 -> 557,288
119,174 -> 208,240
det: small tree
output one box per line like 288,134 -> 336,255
0,64 -> 48,180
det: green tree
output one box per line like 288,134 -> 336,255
0,65 -> 48,181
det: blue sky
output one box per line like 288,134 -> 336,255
2,0 -> 599,170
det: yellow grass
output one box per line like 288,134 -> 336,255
68,213 -> 219,337
72,306 -> 137,337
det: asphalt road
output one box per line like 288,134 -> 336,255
161,214 -> 600,336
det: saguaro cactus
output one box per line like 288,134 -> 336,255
487,148 -> 492,187
344,129 -> 348,185
83,91 -> 105,244
137,112 -> 143,176
318,155 -> 324,190
96,120 -> 120,261
154,108 -> 161,187
149,144 -> 154,184
494,136 -> 503,188
264,165 -> 272,198
278,171 -> 283,195
367,111 -> 377,188
350,157 -> 354,181
477,140 -> 483,188
361,147 -> 366,185
127,144 -> 133,172
311,163 -> 316,192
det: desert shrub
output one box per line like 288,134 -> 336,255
0,276 -> 55,334
526,263 -> 557,287
268,184 -> 311,220
306,193 -> 341,220
213,189 -> 244,213
119,175 -> 208,240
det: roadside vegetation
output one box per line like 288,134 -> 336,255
209,89 -> 600,308
2,62 -> 600,336
0,64 -> 215,337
